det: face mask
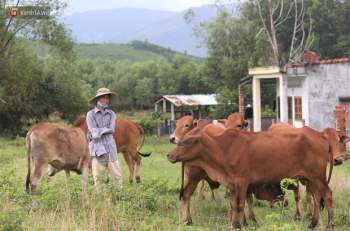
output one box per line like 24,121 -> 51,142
97,101 -> 109,110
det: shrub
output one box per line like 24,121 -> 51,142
138,116 -> 158,134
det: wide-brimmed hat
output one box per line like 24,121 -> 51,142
89,88 -> 118,106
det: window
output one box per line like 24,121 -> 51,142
294,97 -> 302,120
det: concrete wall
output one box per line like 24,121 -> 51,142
277,77 -> 309,128
306,63 -> 350,131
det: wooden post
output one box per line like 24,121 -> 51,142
171,103 -> 175,120
163,99 -> 166,114
238,85 -> 245,116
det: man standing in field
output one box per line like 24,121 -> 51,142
87,88 -> 122,190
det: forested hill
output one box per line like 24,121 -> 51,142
28,40 -> 200,62
74,41 -> 200,62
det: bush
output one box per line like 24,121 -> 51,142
138,116 -> 158,134
0,209 -> 25,231
262,105 -> 276,118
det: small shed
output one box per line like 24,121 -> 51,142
154,94 -> 219,120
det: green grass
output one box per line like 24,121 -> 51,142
1,136 -> 350,230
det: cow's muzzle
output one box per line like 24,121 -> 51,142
169,137 -> 176,144
167,153 -> 178,163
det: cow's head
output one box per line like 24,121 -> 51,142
169,115 -> 194,144
167,128 -> 203,163
339,135 -> 350,144
322,128 -> 350,164
225,113 -> 248,130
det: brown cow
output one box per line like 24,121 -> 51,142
168,125 -> 334,230
170,113 -> 292,225
225,112 -> 248,129
25,122 -> 90,193
269,124 -> 348,218
269,123 -> 349,165
73,116 -> 151,183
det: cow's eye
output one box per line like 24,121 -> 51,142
237,125 -> 242,128
184,124 -> 190,128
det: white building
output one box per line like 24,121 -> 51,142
249,52 -> 350,134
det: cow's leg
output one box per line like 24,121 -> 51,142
316,181 -> 334,230
197,180 -> 205,200
64,170 -> 70,194
307,183 -> 321,229
122,152 -> 134,183
81,164 -> 89,190
30,161 -> 45,192
132,153 -> 142,183
293,186 -> 301,221
236,183 -> 248,228
246,192 -> 257,223
306,189 -> 314,219
182,175 -> 202,225
206,177 -> 220,201
228,188 -> 240,229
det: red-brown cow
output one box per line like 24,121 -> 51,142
168,125 -> 334,230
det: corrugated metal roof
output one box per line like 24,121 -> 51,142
162,94 -> 218,107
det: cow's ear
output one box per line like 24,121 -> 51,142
340,135 -> 350,144
244,120 -> 249,128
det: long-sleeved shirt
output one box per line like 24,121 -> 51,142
86,107 -> 117,161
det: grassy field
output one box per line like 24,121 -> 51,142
1,135 -> 350,231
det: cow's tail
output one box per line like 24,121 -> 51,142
327,143 -> 334,184
135,123 -> 151,157
179,162 -> 184,200
25,131 -> 32,193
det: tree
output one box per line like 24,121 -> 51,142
255,0 -> 314,65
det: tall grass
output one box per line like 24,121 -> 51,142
0,136 -> 350,230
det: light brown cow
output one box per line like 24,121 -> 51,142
73,116 -> 151,183
25,122 -> 90,193
168,125 -> 334,230
225,112 -> 248,129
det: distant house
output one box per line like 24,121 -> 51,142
154,94 -> 220,135
246,52 -> 350,140
154,94 -> 219,120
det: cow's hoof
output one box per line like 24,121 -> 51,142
136,176 -> 141,183
326,224 -> 334,231
31,200 -> 40,212
129,179 -> 133,184
305,213 -> 313,220
308,218 -> 318,229
233,221 -> 241,230
294,214 -> 301,222
184,218 -> 193,226
243,216 -> 248,226
250,217 -> 257,224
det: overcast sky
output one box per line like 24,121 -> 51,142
63,0 -> 213,15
